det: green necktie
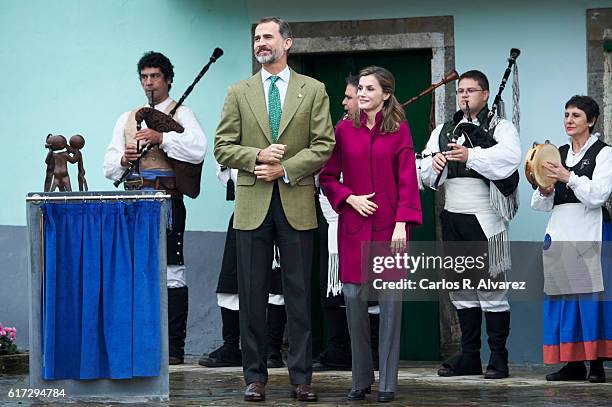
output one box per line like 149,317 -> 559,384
268,75 -> 282,143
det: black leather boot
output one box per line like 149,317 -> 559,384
315,306 -> 352,370
266,303 -> 286,368
168,286 -> 188,364
484,311 -> 510,379
588,360 -> 605,383
199,306 -> 242,367
438,307 -> 483,376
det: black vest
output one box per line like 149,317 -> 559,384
554,139 -> 608,207
438,107 -> 519,196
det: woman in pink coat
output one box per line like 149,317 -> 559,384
320,66 -> 422,402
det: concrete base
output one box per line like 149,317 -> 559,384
1,360 -> 610,406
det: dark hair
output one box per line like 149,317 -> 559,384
354,66 -> 406,134
137,51 -> 174,90
459,70 -> 489,91
565,95 -> 600,133
345,74 -> 359,88
255,16 -> 292,39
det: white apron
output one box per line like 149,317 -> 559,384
543,203 -> 603,295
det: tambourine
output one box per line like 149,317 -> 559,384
524,141 -> 561,189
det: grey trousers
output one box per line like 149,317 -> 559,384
343,283 -> 402,392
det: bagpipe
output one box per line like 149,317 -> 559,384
409,48 -> 521,197
114,47 -> 224,198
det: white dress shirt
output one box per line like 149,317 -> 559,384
261,65 -> 290,111
260,66 -> 291,182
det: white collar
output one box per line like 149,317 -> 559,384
569,133 -> 599,156
261,66 -> 290,84
146,96 -> 173,110
460,116 -> 481,126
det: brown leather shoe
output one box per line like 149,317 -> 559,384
292,384 -> 318,402
244,382 -> 265,402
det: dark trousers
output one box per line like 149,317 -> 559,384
236,184 -> 314,385
440,210 -> 510,373
167,198 -> 188,359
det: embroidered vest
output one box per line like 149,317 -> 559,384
438,107 -> 498,180
438,107 -> 519,197
124,101 -> 177,172
554,139 -> 607,206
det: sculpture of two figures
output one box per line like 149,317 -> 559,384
44,134 -> 88,192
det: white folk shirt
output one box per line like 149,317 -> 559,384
531,134 -> 612,295
103,97 -> 207,288
420,116 -> 521,238
104,97 -> 207,182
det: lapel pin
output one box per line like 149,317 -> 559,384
298,93 -> 303,98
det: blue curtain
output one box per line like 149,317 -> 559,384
41,201 -> 161,380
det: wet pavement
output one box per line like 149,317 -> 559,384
0,359 -> 610,406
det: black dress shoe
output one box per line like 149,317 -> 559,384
588,360 -> 606,383
292,384 -> 318,402
347,386 -> 371,400
545,362 -> 587,381
484,368 -> 509,379
437,366 -> 455,377
437,360 -> 482,377
377,391 -> 395,403
244,382 -> 265,402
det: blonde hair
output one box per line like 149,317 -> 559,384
353,66 -> 406,133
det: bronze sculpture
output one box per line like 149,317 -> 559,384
44,134 -> 88,192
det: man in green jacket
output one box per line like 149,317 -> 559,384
214,16 -> 335,403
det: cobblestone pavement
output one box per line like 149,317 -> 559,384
1,360 -> 610,406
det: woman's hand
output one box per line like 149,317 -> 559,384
538,185 -> 554,197
543,160 -> 570,184
346,193 -> 378,217
391,222 -> 407,254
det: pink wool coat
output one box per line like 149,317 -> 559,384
320,112 -> 423,284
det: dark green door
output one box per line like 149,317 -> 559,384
290,50 -> 440,361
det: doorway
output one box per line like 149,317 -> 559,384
290,49 -> 440,360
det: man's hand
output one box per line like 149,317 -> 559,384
346,193 -> 378,217
135,128 -> 163,146
255,163 -> 285,182
121,144 -> 140,167
543,160 -> 570,184
257,144 -> 286,164
444,143 -> 469,163
432,152 -> 447,174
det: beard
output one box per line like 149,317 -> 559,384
255,46 -> 284,64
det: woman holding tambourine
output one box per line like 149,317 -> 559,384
530,95 -> 612,383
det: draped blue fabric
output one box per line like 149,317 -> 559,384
41,201 -> 161,380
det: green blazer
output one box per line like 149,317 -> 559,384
214,69 -> 335,231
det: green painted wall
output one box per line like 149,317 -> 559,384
0,0 -> 251,231
1,0 -> 611,237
